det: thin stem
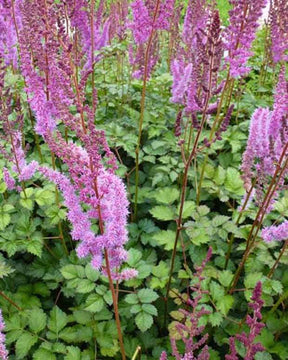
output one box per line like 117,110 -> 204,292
0,291 -> 22,311
229,144 -> 288,292
131,346 -> 141,360
104,250 -> 126,360
164,40 -> 216,324
134,0 -> 161,219
268,239 -> 288,278
224,181 -> 256,269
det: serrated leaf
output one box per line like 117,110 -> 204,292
149,205 -> 175,221
218,270 -> 234,287
214,166 -> 226,185
64,346 -> 81,360
135,311 -> 153,332
0,207 -> 11,230
0,182 -> 7,193
127,248 -> 142,267
20,198 -> 34,211
217,295 -> 234,316
244,272 -> 263,289
154,187 -> 179,204
35,189 -> 55,206
125,294 -> 138,305
177,201 -> 196,219
16,333 -> 38,359
85,294 -> 104,312
130,304 -> 142,314
84,264 -> 99,282
76,279 -> 95,293
153,230 -> 176,250
210,281 -> 225,302
224,167 -> 245,196
138,288 -> 159,303
212,215 -> 230,227
48,306 -> 68,335
142,304 -> 158,316
59,325 -> 92,343
28,308 -> 47,333
33,348 -> 56,360
209,312 -> 223,327
61,265 -> 85,280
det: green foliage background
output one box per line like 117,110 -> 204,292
1,3 -> 288,360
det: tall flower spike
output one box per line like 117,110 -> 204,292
0,309 -> 8,360
226,282 -> 265,360
0,0 -> 20,68
224,0 -> 268,78
241,68 -> 288,215
129,0 -> 175,79
15,0 -> 136,279
269,0 -> 288,63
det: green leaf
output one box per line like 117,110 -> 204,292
64,346 -> 81,360
27,232 -> 43,257
76,279 -> 95,293
154,187 -> 179,204
130,304 -> 142,314
153,230 -> 176,250
0,181 -> 7,193
0,212 -> 10,230
142,304 -> 158,316
180,201 -> 196,219
35,189 -> 55,206
20,188 -> 34,198
45,205 -> 67,224
210,281 -> 225,302
244,272 -> 263,289
28,308 -> 47,333
19,198 -> 34,211
135,311 -> 153,332
217,295 -> 234,316
125,294 -> 139,305
16,333 -> 38,359
218,270 -> 234,287
127,249 -> 142,267
33,348 -> 56,360
209,312 -> 223,327
149,205 -> 175,221
84,294 -> 104,312
212,216 -> 230,227
214,166 -> 226,185
59,325 -> 92,343
61,265 -> 85,280
85,264 -> 99,282
48,306 -> 68,335
138,288 -> 159,303
224,167 -> 245,196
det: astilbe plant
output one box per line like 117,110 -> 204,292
129,0 -> 175,79
224,0 -> 268,78
226,282 -> 265,360
241,67 -> 288,242
10,0 -> 136,281
0,0 -> 19,69
0,309 -> 8,360
0,2 -> 136,358
161,248 -> 212,360
269,0 -> 288,63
